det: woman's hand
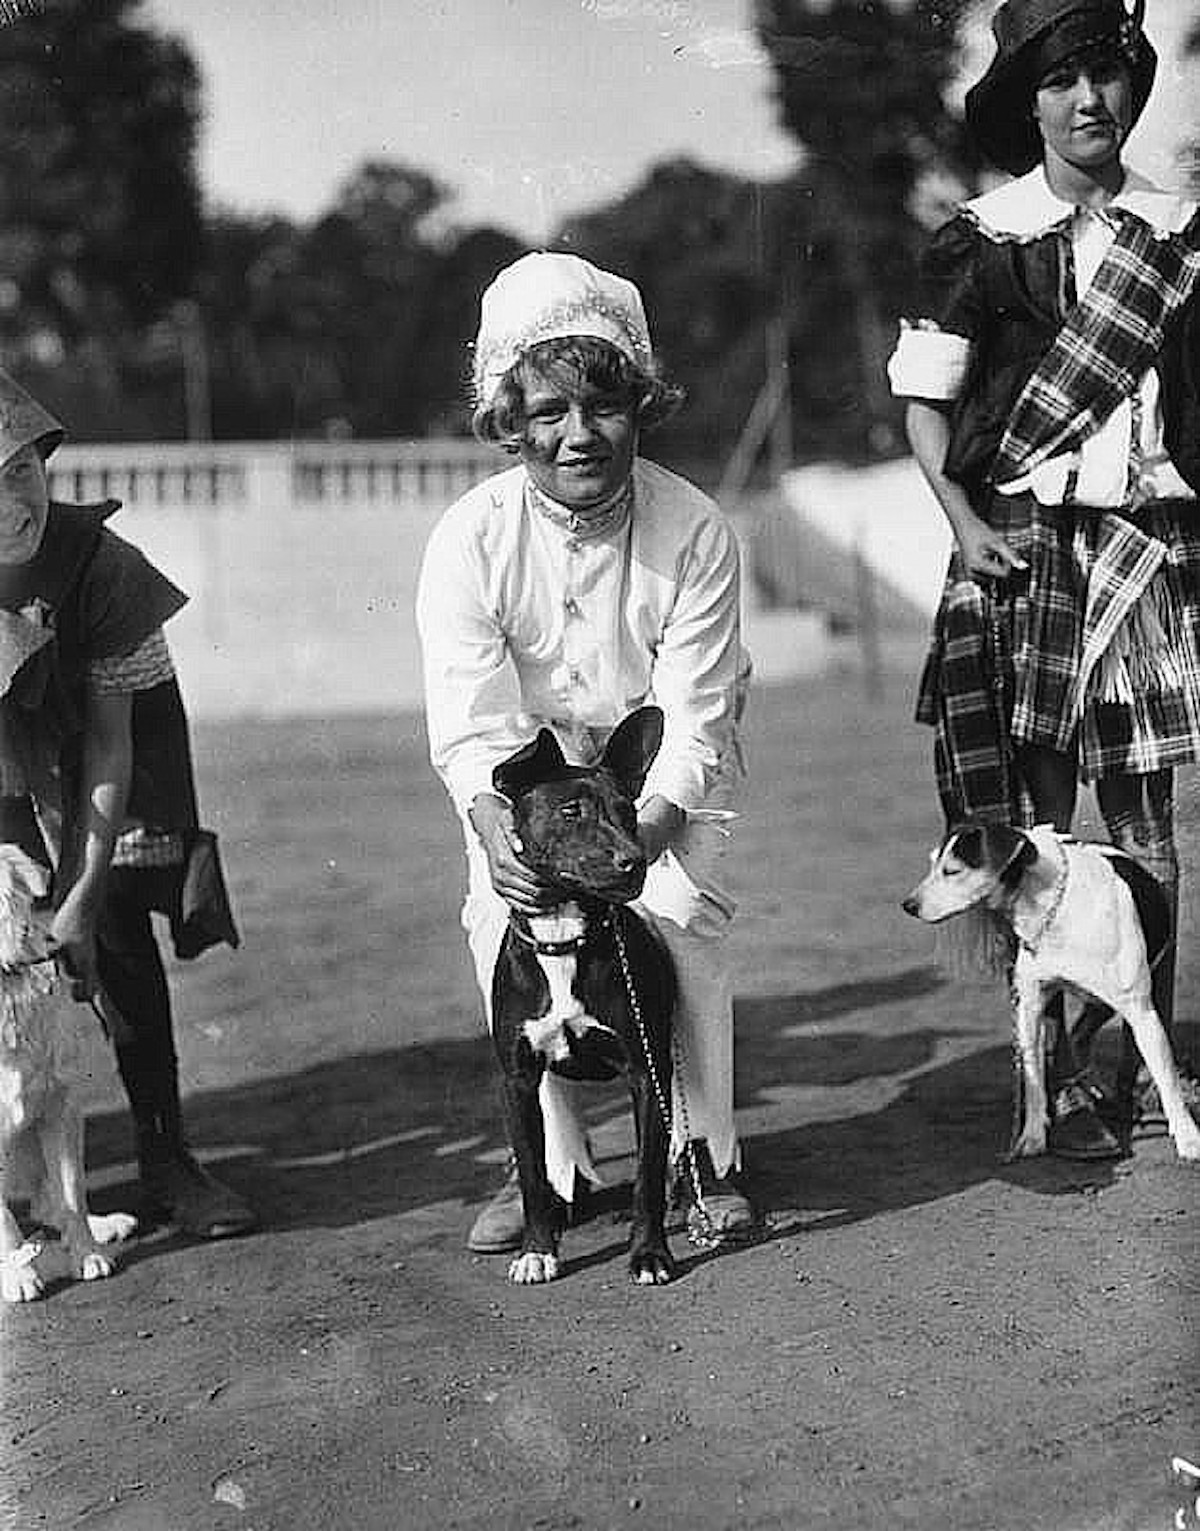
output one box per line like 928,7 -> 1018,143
954,510 -> 1027,582
50,895 -> 100,1002
469,792 -> 552,915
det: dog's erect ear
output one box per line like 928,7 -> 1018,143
600,707 -> 664,798
492,728 -> 569,801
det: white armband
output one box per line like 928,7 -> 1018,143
886,322 -> 972,402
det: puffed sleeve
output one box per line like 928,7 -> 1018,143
76,528 -> 188,658
416,500 -> 526,814
641,512 -> 741,811
887,215 -> 983,403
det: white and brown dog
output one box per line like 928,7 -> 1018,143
0,845 -> 135,1301
903,821 -> 1200,1162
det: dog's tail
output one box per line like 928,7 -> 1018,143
932,905 -> 1014,984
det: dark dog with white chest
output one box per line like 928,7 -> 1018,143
904,820 -> 1200,1162
489,706 -> 677,1286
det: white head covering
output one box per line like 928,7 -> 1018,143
472,252 -> 654,408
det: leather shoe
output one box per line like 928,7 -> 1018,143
679,1145 -> 759,1244
141,1148 -> 258,1238
1046,1083 -> 1123,1161
467,1163 -> 525,1253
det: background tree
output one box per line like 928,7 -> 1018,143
755,0 -> 974,463
196,165 -> 526,440
554,158 -> 810,480
1184,16 -> 1200,193
0,0 -> 203,433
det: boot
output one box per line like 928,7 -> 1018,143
138,1123 -> 258,1239
1043,995 -> 1121,1160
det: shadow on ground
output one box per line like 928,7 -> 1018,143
86,962 -> 1130,1258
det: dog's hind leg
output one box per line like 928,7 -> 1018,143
1119,1001 -> 1200,1161
37,1090 -> 120,1282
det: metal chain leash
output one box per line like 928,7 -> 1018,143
612,912 -> 717,1248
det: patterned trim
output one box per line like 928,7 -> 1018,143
87,627 -> 175,695
473,297 -> 653,402
961,169 -> 1197,247
111,827 -> 186,868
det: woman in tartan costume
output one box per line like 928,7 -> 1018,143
889,0 -> 1200,1157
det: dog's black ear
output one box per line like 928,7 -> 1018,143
600,706 -> 664,797
991,824 -> 1039,885
953,820 -> 1035,879
493,728 -> 568,801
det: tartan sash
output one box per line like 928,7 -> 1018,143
992,211 -> 1200,488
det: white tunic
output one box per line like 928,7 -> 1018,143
416,456 -> 749,1197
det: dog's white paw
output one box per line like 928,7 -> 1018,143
87,1212 -> 137,1244
507,1251 -> 559,1284
78,1250 -> 119,1282
1,1242 -> 45,1303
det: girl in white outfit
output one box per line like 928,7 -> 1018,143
416,252 -> 755,1251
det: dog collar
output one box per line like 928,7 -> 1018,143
508,911 -> 613,957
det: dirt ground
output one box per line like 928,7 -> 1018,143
3,671 -> 1199,1531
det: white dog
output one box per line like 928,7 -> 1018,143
904,821 -> 1200,1163
0,845 -> 135,1301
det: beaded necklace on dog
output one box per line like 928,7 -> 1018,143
1010,835 -> 1070,956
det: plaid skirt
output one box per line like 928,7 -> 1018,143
917,491 -> 1200,824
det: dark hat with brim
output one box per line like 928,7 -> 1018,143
0,367 -> 63,467
965,0 -> 1157,176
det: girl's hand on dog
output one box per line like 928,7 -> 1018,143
638,796 -> 685,865
470,792 -> 552,914
48,901 -> 100,1002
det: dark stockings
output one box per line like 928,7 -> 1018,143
97,866 -> 185,1173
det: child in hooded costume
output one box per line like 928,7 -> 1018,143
0,368 -> 255,1237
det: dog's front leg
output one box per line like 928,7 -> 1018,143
37,1091 -> 119,1283
0,1182 -> 44,1303
502,1068 -> 562,1284
627,1064 -> 674,1285
1120,1001 -> 1200,1161
1009,975 -> 1050,1158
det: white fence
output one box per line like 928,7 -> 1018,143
46,438 -> 829,719
48,437 -> 499,512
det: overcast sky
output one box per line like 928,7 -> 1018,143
145,0 -> 1199,241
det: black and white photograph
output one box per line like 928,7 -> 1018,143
1,1 -> 1199,1527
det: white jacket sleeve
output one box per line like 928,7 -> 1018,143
641,512 -> 742,811
416,508 -> 525,814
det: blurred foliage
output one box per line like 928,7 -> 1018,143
0,0 -> 996,468
0,0 -> 202,393
755,0 -> 977,461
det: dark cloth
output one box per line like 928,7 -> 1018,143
0,501 -> 191,827
99,863 -> 183,1143
992,212 -> 1200,486
917,212 -> 1200,500
0,500 -> 237,956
